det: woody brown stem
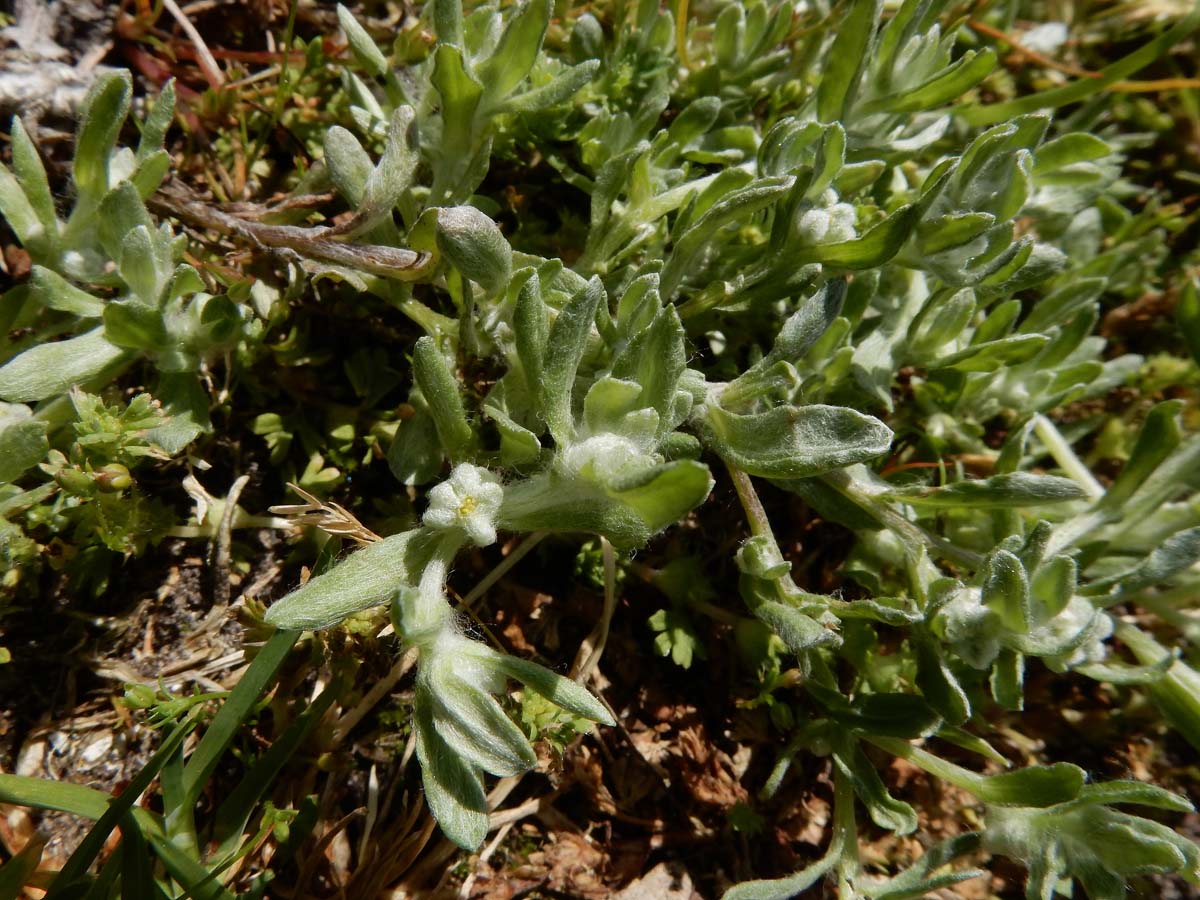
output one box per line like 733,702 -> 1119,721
149,186 -> 435,280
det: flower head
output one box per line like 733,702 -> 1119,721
562,432 -> 657,485
796,189 -> 858,245
423,463 -> 504,546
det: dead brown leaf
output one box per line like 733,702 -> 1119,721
612,861 -> 701,900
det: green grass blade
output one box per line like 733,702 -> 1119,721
956,2 -> 1200,126
118,815 -> 167,900
0,835 -> 45,900
209,679 -> 340,859
46,713 -> 197,898
180,630 -> 299,808
161,738 -> 200,860
0,775 -> 112,819
145,833 -> 236,900
79,846 -> 122,900
0,776 -> 165,841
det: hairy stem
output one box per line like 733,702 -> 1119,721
1033,414 -> 1104,501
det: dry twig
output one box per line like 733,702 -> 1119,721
148,186 -> 435,280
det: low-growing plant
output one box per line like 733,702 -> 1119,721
1,0 -> 1199,896
0,75 -> 258,454
0,72 -> 266,604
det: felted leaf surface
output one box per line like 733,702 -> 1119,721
698,401 -> 892,478
0,328 -> 132,403
264,529 -> 437,631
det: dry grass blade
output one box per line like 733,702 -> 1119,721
270,483 -> 382,544
162,0 -> 225,88
342,792 -> 437,900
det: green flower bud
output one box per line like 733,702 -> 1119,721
122,683 -> 158,709
95,462 -> 132,492
435,206 -> 512,295
54,466 -> 94,495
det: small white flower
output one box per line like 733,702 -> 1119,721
562,433 -> 656,485
423,463 -> 504,546
825,203 -> 858,243
108,146 -> 137,186
1033,598 -> 1113,670
938,586 -> 1002,669
796,208 -> 833,244
795,191 -> 858,245
1021,22 -> 1068,54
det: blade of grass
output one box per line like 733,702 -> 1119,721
209,678 -> 341,859
46,712 -> 199,899
162,738 -> 200,860
0,835 -> 45,900
0,776 -> 111,819
0,775 -> 166,844
80,846 -> 123,900
180,629 -> 300,808
119,814 -> 167,900
956,1 -> 1200,125
145,833 -> 237,900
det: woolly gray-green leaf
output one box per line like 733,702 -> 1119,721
435,206 -> 512,295
816,0 -> 881,123
413,336 -> 473,461
808,203 -> 920,269
0,328 -> 131,403
539,277 -> 604,444
0,164 -> 42,248
607,460 -> 714,535
337,4 -> 389,77
884,473 -> 1087,509
833,737 -> 918,834
103,297 -> 167,350
137,79 -> 176,162
28,267 -> 104,318
10,118 -> 56,236
324,126 -> 373,208
359,107 -> 419,228
412,688 -> 488,850
73,71 -> 132,204
0,403 -> 48,485
491,654 -> 614,725
982,549 -> 1031,633
498,472 -> 648,548
698,401 -> 892,479
977,763 -> 1085,807
503,59 -> 600,113
264,529 -> 437,631
427,664 -> 537,776
477,0 -> 550,105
